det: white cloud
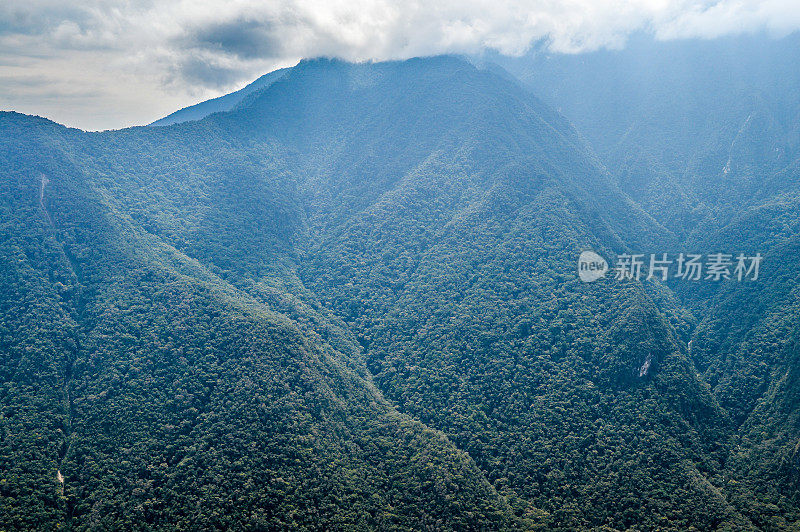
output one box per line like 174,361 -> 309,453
656,0 -> 800,40
1,0 -> 799,130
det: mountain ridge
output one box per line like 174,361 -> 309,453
1,52 -> 798,529
149,67 -> 292,127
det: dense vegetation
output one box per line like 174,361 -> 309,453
2,48 -> 800,529
499,35 -> 800,528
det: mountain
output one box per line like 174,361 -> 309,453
492,33 -> 800,242
0,101 -> 511,528
1,50 -> 799,530
495,33 -> 800,528
148,67 -> 291,127
222,57 -> 736,528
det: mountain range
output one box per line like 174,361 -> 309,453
2,36 -> 800,530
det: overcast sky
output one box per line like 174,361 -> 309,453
2,0 -> 800,131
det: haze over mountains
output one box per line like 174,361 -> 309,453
2,35 -> 800,530
148,68 -> 291,128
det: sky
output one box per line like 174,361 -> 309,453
2,0 -> 800,131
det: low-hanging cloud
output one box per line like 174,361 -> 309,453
2,0 -> 799,130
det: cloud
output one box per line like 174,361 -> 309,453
656,0 -> 800,40
187,18 -> 283,60
1,0 -> 800,130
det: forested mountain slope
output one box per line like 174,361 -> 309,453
0,110 -> 511,530
495,34 -> 800,242
240,57 -> 739,529
1,53 -> 797,529
498,35 -> 800,528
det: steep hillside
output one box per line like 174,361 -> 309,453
498,35 -> 800,528
495,33 -> 800,242
2,53 -> 796,530
0,111 -> 512,530
252,57 -> 741,529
